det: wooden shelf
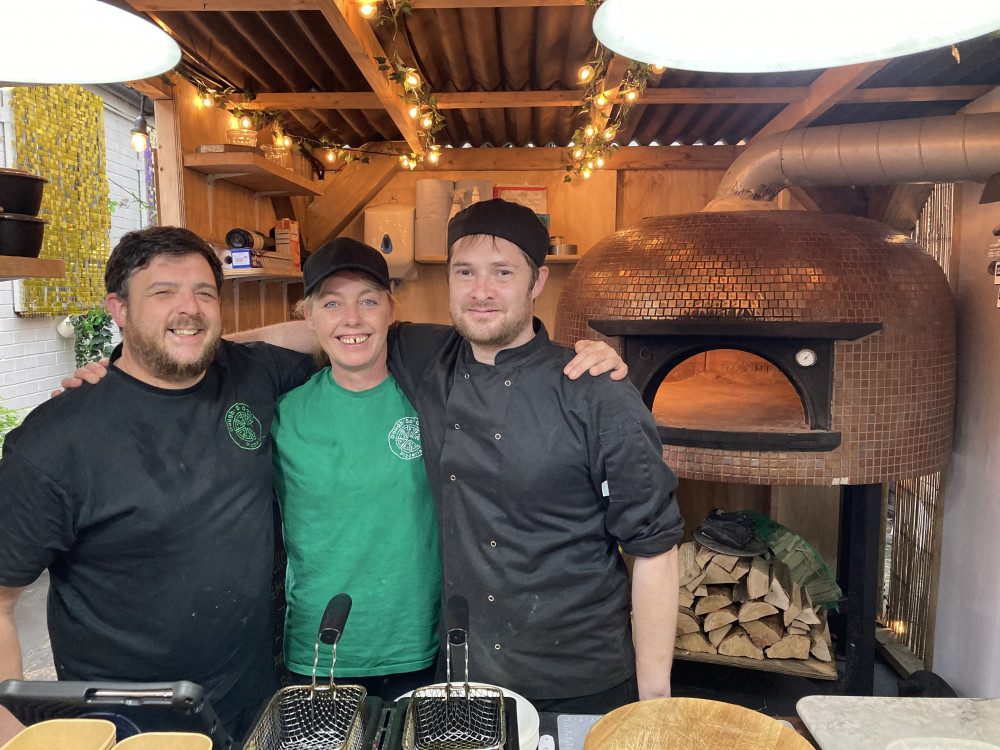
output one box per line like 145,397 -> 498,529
224,267 -> 303,282
414,254 -> 580,264
0,256 -> 65,282
183,152 -> 324,196
675,648 -> 839,680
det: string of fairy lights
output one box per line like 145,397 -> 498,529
181,0 -> 658,180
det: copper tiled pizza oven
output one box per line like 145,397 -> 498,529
555,112 -> 1000,486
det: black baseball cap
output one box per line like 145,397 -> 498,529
447,198 -> 549,268
302,237 -> 391,296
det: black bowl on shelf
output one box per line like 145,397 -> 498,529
0,168 -> 48,217
0,213 -> 48,258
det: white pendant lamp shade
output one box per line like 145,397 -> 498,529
593,0 -> 1000,73
0,0 -> 181,85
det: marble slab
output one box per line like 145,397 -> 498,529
797,696 -> 1000,750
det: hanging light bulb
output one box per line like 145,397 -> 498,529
421,114 -> 433,129
578,64 -> 595,82
585,125 -> 595,138
405,72 -> 420,87
604,126 -> 617,140
358,0 -> 378,18
624,89 -> 638,102
282,135 -> 292,148
595,93 -> 608,107
581,168 -> 592,179
409,105 -> 419,118
399,154 -> 410,168
573,147 -> 584,159
240,115 -> 253,129
596,156 -> 605,167
129,94 -> 150,152
651,64 -> 667,74
326,151 -> 335,162
428,149 -> 440,164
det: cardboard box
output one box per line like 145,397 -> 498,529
274,218 -> 301,269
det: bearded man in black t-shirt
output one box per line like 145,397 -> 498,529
0,227 -> 315,744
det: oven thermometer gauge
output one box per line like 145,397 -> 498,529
795,348 -> 817,367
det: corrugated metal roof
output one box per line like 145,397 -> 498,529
133,3 -> 1000,150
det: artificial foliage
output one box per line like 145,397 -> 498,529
13,85 -> 111,316
71,305 -> 115,368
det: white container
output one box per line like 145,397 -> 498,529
365,200 -> 415,279
456,179 -> 493,210
415,216 -> 449,260
415,179 -> 455,219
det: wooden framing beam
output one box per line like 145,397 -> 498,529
125,75 -> 178,101
751,61 -> 890,142
313,0 -> 422,153
303,149 -> 399,247
231,85 -> 995,112
426,144 -> 740,171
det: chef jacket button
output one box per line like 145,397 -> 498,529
504,380 -> 511,387
450,475 -> 457,481
454,424 -> 461,430
490,540 -> 497,547
488,595 -> 495,602
494,643 -> 502,650
465,373 -> 470,379
494,433 -> 501,440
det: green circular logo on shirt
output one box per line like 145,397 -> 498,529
226,402 -> 264,450
388,416 -> 422,460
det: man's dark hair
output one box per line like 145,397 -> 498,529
105,226 -> 224,298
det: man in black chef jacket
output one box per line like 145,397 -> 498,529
386,199 -> 685,712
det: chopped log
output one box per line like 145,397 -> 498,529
707,623 -> 734,648
738,600 -> 779,623
695,544 -> 716,569
694,585 -> 734,615
764,559 -> 793,610
702,561 -> 739,585
676,631 -> 717,654
747,556 -> 770,600
810,620 -> 833,662
678,588 -> 695,609
765,634 -> 811,660
703,604 -> 739,632
787,623 -> 810,636
711,553 -> 739,572
718,627 -> 764,660
731,579 -> 750,604
693,584 -> 709,597
731,558 -> 751,580
795,606 -> 822,626
677,608 -> 701,636
678,541 -> 702,586
684,572 -> 707,592
783,582 -> 803,626
743,614 -> 784,648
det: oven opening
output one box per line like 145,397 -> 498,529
652,349 -> 808,433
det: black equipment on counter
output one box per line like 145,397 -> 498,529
225,228 -> 275,252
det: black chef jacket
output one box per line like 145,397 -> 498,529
388,319 -> 684,700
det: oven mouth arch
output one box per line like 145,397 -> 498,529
588,319 -> 882,453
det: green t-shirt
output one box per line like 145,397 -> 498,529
272,369 -> 441,678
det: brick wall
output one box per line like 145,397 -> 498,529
0,85 -> 146,413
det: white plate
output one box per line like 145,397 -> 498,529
396,683 -> 540,750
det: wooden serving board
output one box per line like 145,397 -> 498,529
583,698 -> 814,750
195,143 -> 260,153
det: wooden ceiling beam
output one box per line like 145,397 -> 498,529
238,85 -> 992,112
424,144 -> 741,171
751,60 -> 890,142
312,0 -> 421,153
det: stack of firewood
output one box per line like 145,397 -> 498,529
676,541 -> 833,662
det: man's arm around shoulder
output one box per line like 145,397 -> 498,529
631,545 -> 679,700
0,585 -> 27,743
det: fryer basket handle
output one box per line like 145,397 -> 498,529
318,593 -> 352,645
447,595 -> 469,645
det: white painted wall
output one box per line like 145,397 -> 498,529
934,88 -> 1000,698
0,86 -> 145,413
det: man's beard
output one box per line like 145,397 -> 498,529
126,316 -> 220,384
451,295 -> 533,349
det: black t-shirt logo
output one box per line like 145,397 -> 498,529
225,402 -> 264,450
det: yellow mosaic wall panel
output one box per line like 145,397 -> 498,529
13,85 -> 110,316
